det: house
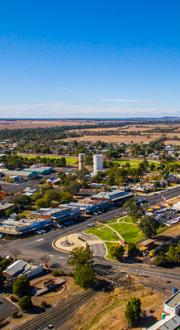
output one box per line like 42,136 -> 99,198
0,203 -> 14,216
3,259 -> 43,279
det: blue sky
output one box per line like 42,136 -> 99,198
0,0 -> 180,118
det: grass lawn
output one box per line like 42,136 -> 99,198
112,159 -> 159,168
107,222 -> 144,244
18,153 -> 78,165
85,226 -> 119,241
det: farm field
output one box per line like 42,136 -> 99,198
18,153 -> 78,165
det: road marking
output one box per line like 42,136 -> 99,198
36,238 -> 44,242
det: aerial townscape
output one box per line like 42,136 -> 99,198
0,1 -> 180,330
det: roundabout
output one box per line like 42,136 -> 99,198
52,232 -> 106,258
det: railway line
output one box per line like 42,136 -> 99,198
16,289 -> 96,330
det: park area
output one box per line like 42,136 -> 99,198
85,216 -> 145,259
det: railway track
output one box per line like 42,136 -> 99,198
16,289 -> 96,330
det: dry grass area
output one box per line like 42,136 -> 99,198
155,223 -> 180,238
165,140 -> 180,145
5,275 -> 84,330
63,134 -> 163,143
59,284 -> 165,330
0,120 -> 103,130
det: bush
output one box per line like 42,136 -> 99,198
41,301 -> 51,308
10,295 -> 19,303
19,296 -> 32,311
11,311 -> 22,319
52,269 -> 65,277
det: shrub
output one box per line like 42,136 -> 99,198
19,296 -> 32,311
52,269 -> 65,277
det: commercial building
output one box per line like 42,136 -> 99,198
3,259 -> 43,280
0,217 -> 53,236
91,190 -> 133,206
79,153 -> 86,171
24,166 -> 53,175
0,169 -> 38,181
69,199 -> 110,215
93,154 -> 103,172
32,205 -> 81,225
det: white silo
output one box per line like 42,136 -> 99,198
93,154 -> 103,172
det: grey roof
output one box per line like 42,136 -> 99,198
160,314 -> 180,330
165,291 -> 180,308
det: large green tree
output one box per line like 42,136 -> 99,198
125,297 -> 141,327
13,275 -> 30,298
68,246 -> 96,288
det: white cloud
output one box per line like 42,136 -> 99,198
102,98 -> 149,103
0,101 -> 179,118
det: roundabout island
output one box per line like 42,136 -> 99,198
52,233 -> 106,258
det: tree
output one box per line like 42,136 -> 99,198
74,264 -> 96,288
13,276 -> 30,298
68,246 -> 96,288
19,296 -> 32,311
68,246 -> 94,267
127,243 -> 138,257
139,215 -> 159,238
125,297 -> 141,327
124,199 -> 141,221
109,243 -> 125,260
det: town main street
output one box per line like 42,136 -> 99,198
0,186 -> 179,280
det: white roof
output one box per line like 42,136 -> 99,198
3,259 -> 27,276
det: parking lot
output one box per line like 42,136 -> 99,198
154,208 -> 180,226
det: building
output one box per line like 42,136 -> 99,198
0,217 -> 53,235
91,190 -> 133,206
147,314 -> 180,330
147,290 -> 180,330
93,154 -> 103,172
79,153 -> 86,171
0,203 -> 14,216
3,259 -> 43,280
164,291 -> 180,316
24,166 -> 53,175
0,169 -> 38,181
69,199 -> 110,215
32,205 -> 81,225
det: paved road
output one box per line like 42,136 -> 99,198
0,186 -> 179,272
